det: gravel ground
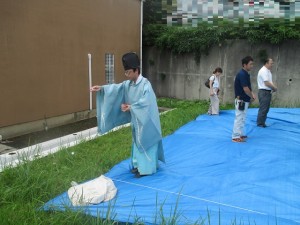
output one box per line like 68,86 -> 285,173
2,117 -> 97,150
1,107 -> 170,154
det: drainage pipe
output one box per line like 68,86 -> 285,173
88,53 -> 92,111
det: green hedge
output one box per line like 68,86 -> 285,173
143,24 -> 300,61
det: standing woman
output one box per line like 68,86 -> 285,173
208,67 -> 223,115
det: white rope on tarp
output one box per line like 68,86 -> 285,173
112,178 -> 267,216
113,178 -> 300,224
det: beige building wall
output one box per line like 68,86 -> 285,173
0,0 -> 141,137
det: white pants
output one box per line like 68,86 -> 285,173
232,99 -> 249,139
208,88 -> 219,114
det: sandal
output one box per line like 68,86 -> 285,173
232,138 -> 245,143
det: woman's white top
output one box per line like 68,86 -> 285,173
209,74 -> 219,89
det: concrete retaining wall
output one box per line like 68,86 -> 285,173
143,40 -> 300,106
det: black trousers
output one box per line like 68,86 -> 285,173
257,89 -> 272,126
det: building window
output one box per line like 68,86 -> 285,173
105,53 -> 115,84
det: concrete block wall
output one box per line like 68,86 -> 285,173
143,40 -> 300,106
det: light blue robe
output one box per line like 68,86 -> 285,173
96,75 -> 165,175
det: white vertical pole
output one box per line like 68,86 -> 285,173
140,0 -> 144,74
88,53 -> 92,111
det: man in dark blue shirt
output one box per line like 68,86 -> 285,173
232,56 -> 256,143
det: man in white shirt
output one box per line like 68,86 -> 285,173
257,58 -> 277,127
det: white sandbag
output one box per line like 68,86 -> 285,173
68,175 -> 117,206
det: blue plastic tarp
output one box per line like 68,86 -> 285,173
43,108 -> 300,225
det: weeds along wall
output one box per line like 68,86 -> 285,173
143,40 -> 300,107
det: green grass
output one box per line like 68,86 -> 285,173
0,98 -> 251,225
